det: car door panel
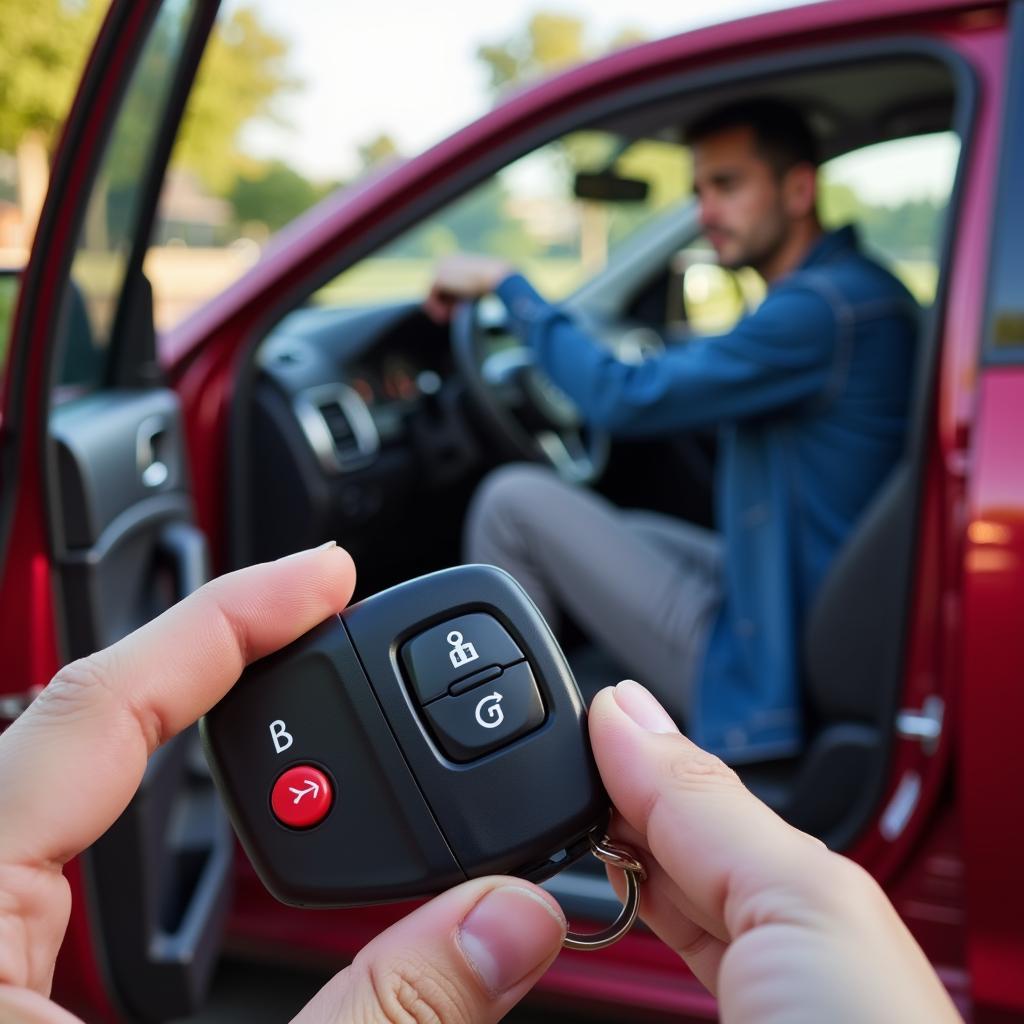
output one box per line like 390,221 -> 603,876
0,1 -> 226,1019
48,387 -> 231,1022
51,390 -> 193,648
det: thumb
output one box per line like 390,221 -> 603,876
291,878 -> 566,1024
588,681 -> 827,939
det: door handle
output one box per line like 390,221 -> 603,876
137,415 -> 170,488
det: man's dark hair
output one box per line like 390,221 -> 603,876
685,99 -> 819,176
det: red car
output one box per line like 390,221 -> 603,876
1,0 -> 1022,1019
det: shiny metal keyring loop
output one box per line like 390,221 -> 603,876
562,836 -> 647,951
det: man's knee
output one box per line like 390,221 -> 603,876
464,463 -> 560,559
474,463 -> 560,515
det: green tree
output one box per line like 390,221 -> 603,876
0,0 -> 107,235
357,133 -> 400,173
229,160 -> 320,233
478,12 -> 645,94
478,13 -> 585,92
0,0 -> 107,152
0,1 -> 296,241
172,6 -> 299,194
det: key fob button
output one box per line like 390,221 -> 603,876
271,765 -> 333,829
422,661 -> 545,762
402,612 -> 524,704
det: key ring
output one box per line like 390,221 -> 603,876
562,835 -> 647,951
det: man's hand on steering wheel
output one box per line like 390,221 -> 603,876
426,253 -> 609,484
424,253 -> 515,324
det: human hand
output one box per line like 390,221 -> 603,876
0,544 -> 565,1024
424,253 -> 515,323
588,680 -> 961,1023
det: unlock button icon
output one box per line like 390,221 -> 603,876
401,613 -> 526,704
448,631 -> 478,669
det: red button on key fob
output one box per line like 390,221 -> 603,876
271,765 -> 333,829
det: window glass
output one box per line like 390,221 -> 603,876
313,130 -> 691,308
819,132 -> 960,304
681,255 -> 765,334
54,0 -> 197,394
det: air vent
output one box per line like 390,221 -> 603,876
294,385 -> 380,474
317,399 -> 359,455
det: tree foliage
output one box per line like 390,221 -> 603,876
172,6 -> 299,194
0,0 -> 107,153
357,133 -> 400,173
229,160 -> 334,232
0,0 -> 296,198
478,12 -> 644,94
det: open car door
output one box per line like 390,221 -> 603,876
0,2 -> 226,1020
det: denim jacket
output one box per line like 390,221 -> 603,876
496,226 -> 919,762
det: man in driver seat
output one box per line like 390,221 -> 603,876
425,99 -> 918,763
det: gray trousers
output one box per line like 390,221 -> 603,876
463,464 -> 723,722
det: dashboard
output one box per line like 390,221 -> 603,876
241,298 -> 694,595
257,302 -> 454,454
244,302 -> 483,586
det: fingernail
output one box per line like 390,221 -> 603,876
282,541 -> 337,561
614,680 -> 679,734
458,885 -> 566,996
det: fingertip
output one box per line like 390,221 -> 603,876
458,882 -> 567,996
588,682 -> 685,743
586,686 -> 614,718
287,541 -> 357,605
511,879 -> 568,930
612,680 -> 680,735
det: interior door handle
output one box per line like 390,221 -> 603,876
159,521 -> 209,599
137,415 -> 170,488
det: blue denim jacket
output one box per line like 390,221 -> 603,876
496,226 -> 919,762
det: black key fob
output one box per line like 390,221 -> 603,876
200,564 -> 608,907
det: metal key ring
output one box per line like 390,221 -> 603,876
562,835 -> 647,951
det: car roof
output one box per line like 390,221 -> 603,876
597,53 -> 957,163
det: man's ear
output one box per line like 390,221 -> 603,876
782,163 -> 818,220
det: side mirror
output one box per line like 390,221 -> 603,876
573,171 -> 649,203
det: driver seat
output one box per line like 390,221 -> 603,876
571,304 -> 935,850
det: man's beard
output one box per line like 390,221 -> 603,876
721,213 -> 789,275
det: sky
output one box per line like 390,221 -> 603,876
234,0 -> 817,182
230,0 -> 959,204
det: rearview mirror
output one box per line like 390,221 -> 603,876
573,171 -> 649,203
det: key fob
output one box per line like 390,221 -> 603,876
200,564 -> 608,907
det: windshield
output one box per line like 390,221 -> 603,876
313,130 -> 693,308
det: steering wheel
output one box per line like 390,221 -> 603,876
451,299 -> 609,485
